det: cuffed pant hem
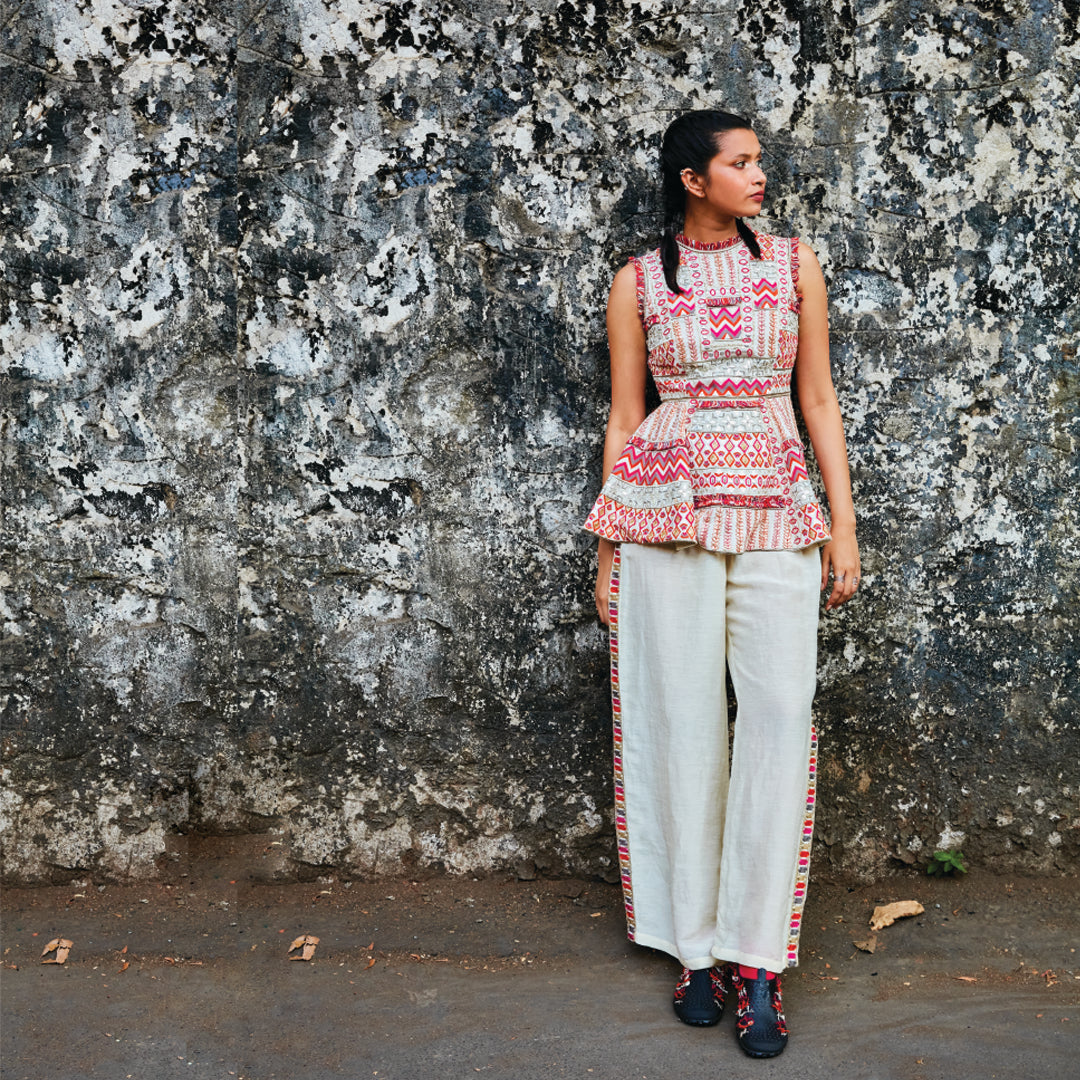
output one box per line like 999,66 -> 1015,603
631,930 -> 718,972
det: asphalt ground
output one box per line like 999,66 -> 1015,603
2,842 -> 1077,1080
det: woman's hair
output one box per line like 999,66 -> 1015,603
660,110 -> 762,293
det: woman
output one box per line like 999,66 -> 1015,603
583,110 -> 859,1059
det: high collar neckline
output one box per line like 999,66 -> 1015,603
675,232 -> 744,251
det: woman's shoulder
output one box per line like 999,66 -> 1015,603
611,248 -> 658,320
611,246 -> 661,290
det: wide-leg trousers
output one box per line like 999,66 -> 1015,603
608,541 -> 821,972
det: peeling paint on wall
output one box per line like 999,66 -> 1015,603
2,1 -> 1078,884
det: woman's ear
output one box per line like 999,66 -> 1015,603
680,167 -> 706,199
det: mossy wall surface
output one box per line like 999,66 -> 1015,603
2,0 -> 1077,883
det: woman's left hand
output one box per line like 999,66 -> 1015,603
821,525 -> 860,611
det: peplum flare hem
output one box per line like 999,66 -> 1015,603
583,490 -> 831,554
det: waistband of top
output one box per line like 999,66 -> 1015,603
655,372 -> 792,401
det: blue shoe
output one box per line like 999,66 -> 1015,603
672,966 -> 726,1026
731,966 -> 788,1057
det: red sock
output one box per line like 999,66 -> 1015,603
738,964 -> 777,980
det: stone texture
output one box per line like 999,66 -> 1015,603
2,0 -> 1077,884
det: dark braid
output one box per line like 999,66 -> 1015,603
660,110 -> 763,294
736,217 -> 760,255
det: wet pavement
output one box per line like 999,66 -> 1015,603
2,842 -> 1077,1080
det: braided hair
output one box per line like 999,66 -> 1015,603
660,110 -> 763,294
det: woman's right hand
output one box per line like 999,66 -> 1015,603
595,540 -> 616,626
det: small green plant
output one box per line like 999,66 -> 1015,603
926,849 -> 967,876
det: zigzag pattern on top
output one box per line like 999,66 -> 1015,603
668,293 -> 696,317
611,440 -> 693,485
693,377 -> 773,398
785,447 -> 809,484
781,439 -> 809,485
752,277 -> 779,308
706,306 -> 742,337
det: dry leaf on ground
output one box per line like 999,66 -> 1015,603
853,936 -> 878,953
955,975 -> 978,983
869,900 -> 924,931
288,934 -> 320,961
41,938 -> 73,964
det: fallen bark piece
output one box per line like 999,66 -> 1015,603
288,934 -> 320,961
869,900 -> 924,931
41,938 -> 73,964
853,936 -> 878,953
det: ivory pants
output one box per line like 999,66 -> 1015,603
608,541 -> 821,972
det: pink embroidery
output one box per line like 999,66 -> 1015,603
608,545 -> 635,938
790,237 -> 802,315
629,254 -> 645,326
785,725 -> 818,967
675,231 -> 744,251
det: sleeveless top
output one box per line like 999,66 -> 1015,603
582,230 -> 831,553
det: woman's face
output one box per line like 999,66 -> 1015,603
682,128 -> 766,218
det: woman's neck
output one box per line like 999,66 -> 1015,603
680,209 -> 739,245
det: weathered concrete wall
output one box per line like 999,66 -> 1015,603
2,0 -> 1077,885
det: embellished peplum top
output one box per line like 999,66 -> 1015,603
583,230 -> 832,553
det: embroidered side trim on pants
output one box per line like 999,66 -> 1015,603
608,544 -> 635,938
785,722 -> 818,966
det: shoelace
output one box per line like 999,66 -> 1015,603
673,966 -> 726,1004
732,969 -> 787,1036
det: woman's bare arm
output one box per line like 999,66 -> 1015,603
595,263 -> 648,624
794,241 -> 861,611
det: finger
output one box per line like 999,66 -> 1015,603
845,570 -> 862,603
826,567 -> 851,610
820,550 -> 831,591
834,569 -> 860,607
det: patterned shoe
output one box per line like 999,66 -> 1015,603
672,965 -> 726,1026
731,966 -> 789,1057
